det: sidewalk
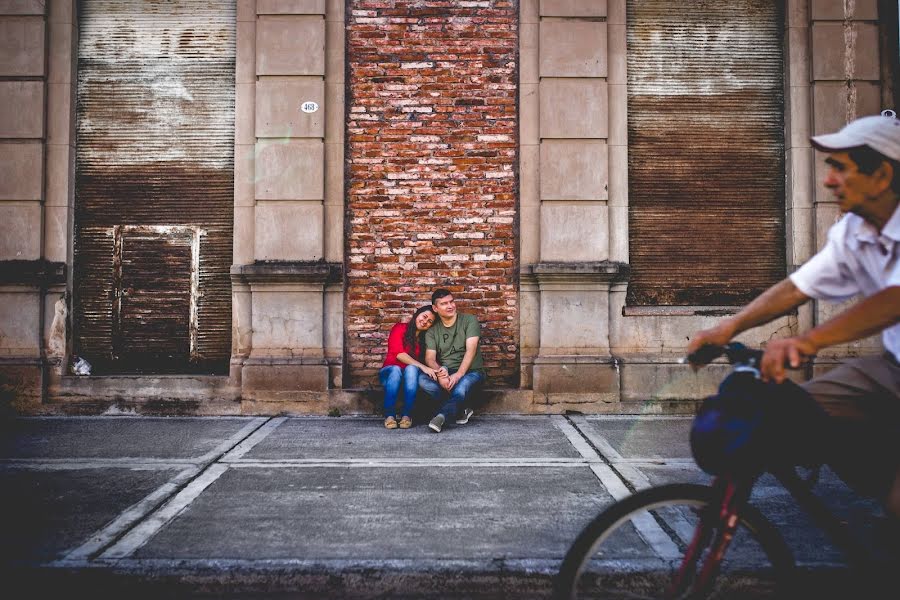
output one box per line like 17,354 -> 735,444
0,414 -> 885,598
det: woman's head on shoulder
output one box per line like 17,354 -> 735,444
411,305 -> 436,332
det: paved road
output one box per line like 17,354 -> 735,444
0,414 -> 890,598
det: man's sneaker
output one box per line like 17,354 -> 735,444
428,414 -> 445,433
455,408 -> 474,425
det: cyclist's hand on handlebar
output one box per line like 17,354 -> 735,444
760,336 -> 816,383
686,324 -> 735,369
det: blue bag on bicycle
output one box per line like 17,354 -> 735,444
690,371 -> 827,476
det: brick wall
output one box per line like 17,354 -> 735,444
346,0 -> 518,387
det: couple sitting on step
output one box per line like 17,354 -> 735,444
379,288 -> 485,433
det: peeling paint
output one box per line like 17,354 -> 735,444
73,2 -> 234,374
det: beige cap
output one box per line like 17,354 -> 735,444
811,113 -> 900,161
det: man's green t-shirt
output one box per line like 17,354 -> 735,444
425,312 -> 484,374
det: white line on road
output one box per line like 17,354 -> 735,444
62,466 -> 202,561
220,417 -> 287,461
588,463 -> 681,559
568,415 -> 624,462
100,464 -> 229,559
227,458 -> 591,468
196,416 -> 270,462
551,415 -> 601,461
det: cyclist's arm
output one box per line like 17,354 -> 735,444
801,285 -> 900,349
688,278 -> 810,356
760,285 -> 900,382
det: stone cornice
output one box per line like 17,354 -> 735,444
231,262 -> 343,286
0,260 -> 67,287
527,261 -> 630,287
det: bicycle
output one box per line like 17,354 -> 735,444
555,343 -> 898,599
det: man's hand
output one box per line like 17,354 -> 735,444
686,323 -> 735,369
760,336 -> 817,383
446,372 -> 462,390
436,366 -> 451,390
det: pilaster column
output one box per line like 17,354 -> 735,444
809,0 -> 883,360
234,0 -> 345,395
531,261 -> 628,402
0,2 -> 65,409
522,1 -> 623,403
234,262 -> 341,398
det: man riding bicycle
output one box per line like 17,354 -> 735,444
687,114 -> 900,521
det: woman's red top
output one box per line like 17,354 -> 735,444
382,322 -> 419,368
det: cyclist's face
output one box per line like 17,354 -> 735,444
823,151 -> 883,216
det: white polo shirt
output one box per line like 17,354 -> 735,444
789,206 -> 900,362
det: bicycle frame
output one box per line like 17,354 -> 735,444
668,466 -> 877,600
667,476 -> 757,599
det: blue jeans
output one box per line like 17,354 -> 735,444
379,365 -> 421,417
418,370 -> 485,421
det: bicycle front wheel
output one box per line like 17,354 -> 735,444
556,483 -> 794,600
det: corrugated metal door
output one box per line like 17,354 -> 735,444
74,1 -> 235,374
626,0 -> 786,306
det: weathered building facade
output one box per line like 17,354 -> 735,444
0,0 -> 895,415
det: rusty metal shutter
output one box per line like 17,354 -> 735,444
626,0 -> 786,306
74,0 -> 234,374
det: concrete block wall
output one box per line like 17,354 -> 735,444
0,1 -> 46,261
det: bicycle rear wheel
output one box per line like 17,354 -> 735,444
555,483 -> 794,600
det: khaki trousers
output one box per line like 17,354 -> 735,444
802,354 -> 900,498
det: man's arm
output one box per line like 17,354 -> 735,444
425,348 -> 450,388
687,278 -> 810,357
424,348 -> 440,371
447,336 -> 479,389
760,285 -> 900,382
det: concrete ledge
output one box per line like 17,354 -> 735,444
45,375 -> 242,415
242,362 -> 330,395
18,382 -> 714,417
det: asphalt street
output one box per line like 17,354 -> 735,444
0,414 -> 892,598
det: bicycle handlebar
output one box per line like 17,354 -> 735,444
684,342 -> 763,367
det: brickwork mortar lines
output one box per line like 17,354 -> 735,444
345,0 -> 519,386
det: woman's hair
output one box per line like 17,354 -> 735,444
404,305 -> 435,360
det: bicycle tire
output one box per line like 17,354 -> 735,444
555,483 -> 795,600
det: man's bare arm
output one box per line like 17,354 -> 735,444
425,349 -> 440,371
688,278 -> 810,357
760,285 -> 900,382
802,285 -> 900,349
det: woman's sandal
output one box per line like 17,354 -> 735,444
384,416 -> 398,429
398,415 -> 412,429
